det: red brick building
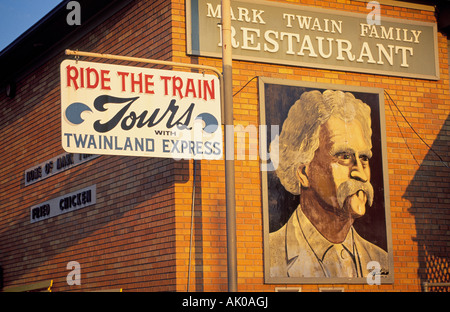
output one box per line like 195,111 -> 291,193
0,0 -> 448,292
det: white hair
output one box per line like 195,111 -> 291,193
271,90 -> 372,195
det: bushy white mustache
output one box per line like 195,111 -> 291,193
336,180 -> 374,209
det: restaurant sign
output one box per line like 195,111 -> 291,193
187,0 -> 439,80
61,60 -> 222,159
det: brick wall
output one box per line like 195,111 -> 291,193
0,0 -> 179,292
171,0 -> 449,291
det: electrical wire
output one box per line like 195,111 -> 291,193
234,79 -> 448,168
187,159 -> 197,292
384,90 -> 449,168
186,74 -> 256,290
233,76 -> 258,97
387,97 -> 421,166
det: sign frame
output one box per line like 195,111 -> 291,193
259,77 -> 394,284
186,0 -> 439,80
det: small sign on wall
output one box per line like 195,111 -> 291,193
24,152 -> 99,186
30,185 -> 96,223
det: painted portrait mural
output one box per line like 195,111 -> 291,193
260,78 -> 394,284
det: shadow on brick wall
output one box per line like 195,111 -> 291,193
403,114 -> 450,292
0,156 -> 191,291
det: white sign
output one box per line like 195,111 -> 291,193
60,60 -> 222,159
30,185 -> 96,223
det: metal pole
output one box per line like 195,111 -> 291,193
221,0 -> 238,292
65,48 -> 233,289
66,32 -> 239,290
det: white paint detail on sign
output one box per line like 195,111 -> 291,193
60,60 -> 223,159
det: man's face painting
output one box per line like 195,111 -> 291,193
305,116 -> 373,218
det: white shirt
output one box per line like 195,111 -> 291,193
269,205 -> 389,278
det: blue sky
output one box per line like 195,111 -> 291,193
0,0 -> 62,52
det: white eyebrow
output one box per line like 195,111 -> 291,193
331,146 -> 373,159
